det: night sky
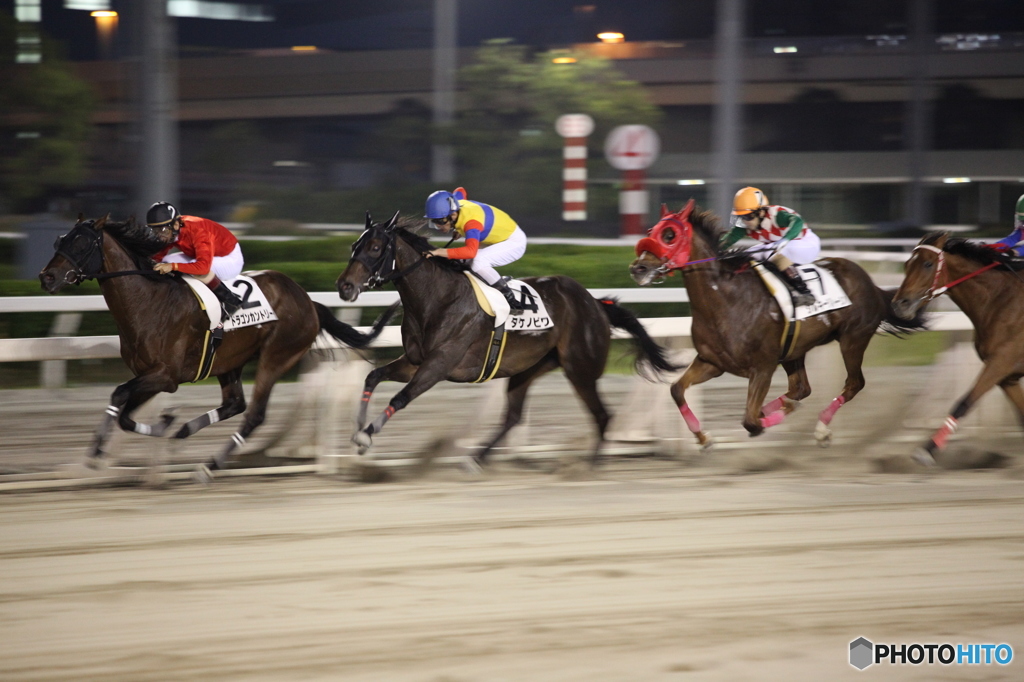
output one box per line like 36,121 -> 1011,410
16,0 -> 1024,61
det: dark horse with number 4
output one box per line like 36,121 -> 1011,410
335,212 -> 680,466
893,232 -> 1024,463
39,215 -> 396,479
629,200 -> 926,450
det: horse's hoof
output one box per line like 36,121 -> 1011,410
814,421 -> 833,448
173,424 -> 192,439
461,456 -> 484,476
351,430 -> 372,454
192,464 -> 213,485
699,434 -> 715,455
912,448 -> 936,467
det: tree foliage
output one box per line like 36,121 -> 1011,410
0,12 -> 95,211
448,40 -> 659,218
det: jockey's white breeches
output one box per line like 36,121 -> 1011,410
162,244 -> 244,282
749,231 -> 820,265
470,226 -> 527,285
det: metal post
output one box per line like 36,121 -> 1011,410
711,0 -> 745,221
905,0 -> 933,229
138,0 -> 178,212
431,0 -> 457,184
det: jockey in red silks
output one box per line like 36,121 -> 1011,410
147,202 -> 244,321
424,187 -> 528,314
720,186 -> 820,307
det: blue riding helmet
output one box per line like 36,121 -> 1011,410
425,191 -> 459,220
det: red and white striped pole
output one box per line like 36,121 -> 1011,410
555,114 -> 595,222
562,137 -> 588,220
604,125 -> 660,237
619,168 -> 647,235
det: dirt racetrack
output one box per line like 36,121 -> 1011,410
1,360 -> 1023,681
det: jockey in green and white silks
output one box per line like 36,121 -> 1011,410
720,187 -> 819,306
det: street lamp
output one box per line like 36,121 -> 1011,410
90,10 -> 118,60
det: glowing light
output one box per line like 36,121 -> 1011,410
942,177 -> 971,184
677,179 -> 705,186
291,46 -> 317,51
773,46 -> 798,53
597,32 -> 625,44
90,10 -> 117,17
552,57 -> 577,64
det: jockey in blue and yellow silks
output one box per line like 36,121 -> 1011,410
425,187 -> 528,313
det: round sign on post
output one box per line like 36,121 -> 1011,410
555,114 -> 594,139
556,114 -> 595,221
605,125 -> 660,235
604,124 -> 660,170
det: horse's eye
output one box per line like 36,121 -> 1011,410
370,243 -> 380,253
923,261 -> 933,269
662,228 -> 675,244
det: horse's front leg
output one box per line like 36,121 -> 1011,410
914,357 -> 1013,465
357,355 -> 417,430
352,352 -> 454,454
670,356 -> 723,453
89,368 -> 177,461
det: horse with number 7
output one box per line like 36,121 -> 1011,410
629,200 -> 926,451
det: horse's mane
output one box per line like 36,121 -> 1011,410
687,207 -> 750,270
103,217 -> 167,269
926,231 -> 1024,272
393,218 -> 470,273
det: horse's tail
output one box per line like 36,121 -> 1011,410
597,298 -> 682,378
315,301 -> 400,349
877,287 -> 929,336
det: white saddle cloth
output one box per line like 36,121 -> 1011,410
182,273 -> 278,330
463,274 -> 554,330
755,262 -> 852,321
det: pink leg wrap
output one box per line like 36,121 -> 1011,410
932,417 -> 959,450
679,404 -> 701,433
818,396 -> 846,426
761,396 -> 785,416
760,410 -> 786,429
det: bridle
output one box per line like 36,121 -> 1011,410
53,221 -> 163,285
53,222 -> 105,285
349,223 -> 445,290
911,243 -> 1000,300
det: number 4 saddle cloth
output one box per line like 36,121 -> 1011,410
463,273 -> 554,331
182,272 -> 279,331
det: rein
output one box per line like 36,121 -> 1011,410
94,269 -> 164,281
913,244 -> 1001,298
355,229 -> 456,289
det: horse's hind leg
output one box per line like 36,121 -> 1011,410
203,350 -> 306,473
475,354 -> 559,465
89,370 -> 177,460
172,369 -> 246,439
814,332 -> 870,447
762,358 -> 811,417
563,365 -> 611,467
999,376 -> 1024,432
670,356 -> 723,451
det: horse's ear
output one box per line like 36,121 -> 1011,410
364,211 -> 373,229
384,210 -> 400,231
680,198 -> 695,221
77,212 -> 84,223
936,232 -> 949,248
95,213 -> 109,230
660,204 -> 669,217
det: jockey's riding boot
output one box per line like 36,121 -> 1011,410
210,281 -> 243,322
494,280 -> 525,315
782,266 -> 815,307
